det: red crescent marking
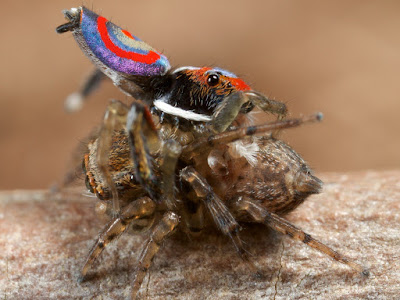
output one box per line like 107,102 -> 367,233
121,29 -> 135,40
97,16 -> 160,65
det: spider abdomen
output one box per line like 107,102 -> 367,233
202,137 -> 323,216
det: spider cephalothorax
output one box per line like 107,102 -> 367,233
57,6 -> 286,133
57,6 -> 368,299
156,67 -> 252,117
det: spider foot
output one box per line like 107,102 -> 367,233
77,274 -> 87,284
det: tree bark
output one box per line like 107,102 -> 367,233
0,171 -> 399,299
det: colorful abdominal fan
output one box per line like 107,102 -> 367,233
77,7 -> 170,77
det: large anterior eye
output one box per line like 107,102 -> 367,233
207,73 -> 220,86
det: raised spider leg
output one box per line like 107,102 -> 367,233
180,166 -> 259,273
126,101 -> 161,201
110,100 -> 179,205
182,112 -> 323,161
78,197 -> 156,283
211,91 -> 288,133
131,212 -> 180,299
96,99 -> 180,207
234,198 -> 369,276
94,99 -> 163,213
64,68 -> 106,112
96,100 -> 131,215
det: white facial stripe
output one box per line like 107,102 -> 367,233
172,66 -> 200,74
154,100 -> 212,122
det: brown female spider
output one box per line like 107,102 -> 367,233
57,7 -> 369,299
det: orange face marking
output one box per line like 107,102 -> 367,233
227,77 -> 251,91
185,67 -> 251,92
186,67 -> 211,86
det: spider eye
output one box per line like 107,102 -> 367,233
207,74 -> 220,87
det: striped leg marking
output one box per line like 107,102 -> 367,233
131,212 -> 180,299
78,197 -> 156,282
180,166 -> 257,272
181,113 -> 322,162
235,198 -> 369,276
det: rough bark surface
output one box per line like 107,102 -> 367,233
0,171 -> 399,299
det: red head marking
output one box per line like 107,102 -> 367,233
227,77 -> 251,91
183,67 -> 251,91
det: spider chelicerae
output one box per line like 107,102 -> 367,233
57,6 -> 369,299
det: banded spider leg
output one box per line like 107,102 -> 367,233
233,198 -> 370,276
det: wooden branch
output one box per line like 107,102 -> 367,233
0,171 -> 399,299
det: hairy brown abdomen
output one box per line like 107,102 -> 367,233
209,137 -> 323,216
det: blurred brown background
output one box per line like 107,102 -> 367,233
0,0 -> 399,189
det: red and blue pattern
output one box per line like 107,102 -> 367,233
80,7 -> 170,76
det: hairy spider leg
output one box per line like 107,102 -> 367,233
246,90 -> 288,137
78,197 -> 156,283
180,166 -> 259,274
96,100 -> 132,215
211,92 -> 249,133
131,212 -> 180,299
126,101 -> 162,201
95,100 -> 180,206
64,69 -> 106,112
210,91 -> 288,133
160,139 -> 182,209
235,198 -> 370,276
55,18 -> 77,33
181,113 -> 323,161
246,90 -> 288,118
